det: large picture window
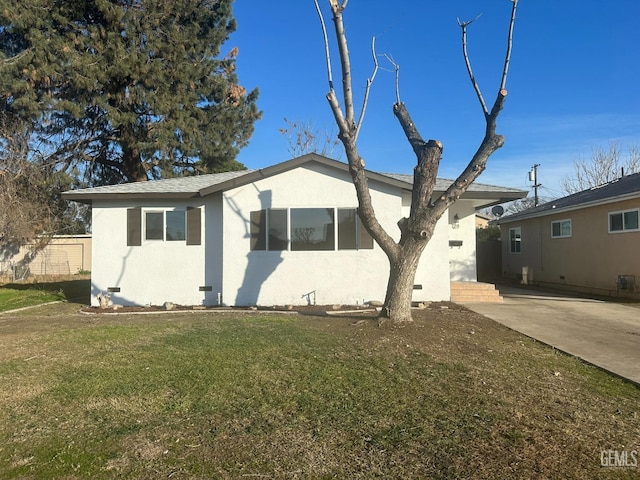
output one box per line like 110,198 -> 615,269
509,227 -> 521,254
609,209 -> 639,233
551,219 -> 571,238
250,207 -> 374,252
291,208 -> 335,251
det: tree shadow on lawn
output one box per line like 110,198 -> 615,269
0,278 -> 91,305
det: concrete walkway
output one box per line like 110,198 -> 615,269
464,286 -> 640,385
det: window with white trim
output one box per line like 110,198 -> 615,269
509,227 -> 521,253
145,210 -> 186,241
126,207 -> 201,246
609,209 -> 639,233
551,219 -> 572,238
250,207 -> 373,251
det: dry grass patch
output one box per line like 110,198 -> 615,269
0,304 -> 638,479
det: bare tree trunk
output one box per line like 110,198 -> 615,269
382,236 -> 429,322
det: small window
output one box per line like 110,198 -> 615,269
186,207 -> 202,245
551,219 -> 571,238
268,209 -> 288,251
166,210 -> 186,241
128,208 -> 199,245
509,227 -> 521,254
250,210 -> 266,251
250,209 -> 288,251
337,208 -> 374,250
127,208 -> 142,246
145,212 -> 164,240
144,210 -> 188,242
609,209 -> 640,233
338,209 -> 358,250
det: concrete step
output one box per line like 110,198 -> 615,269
450,282 -> 503,303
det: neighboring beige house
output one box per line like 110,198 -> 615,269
475,212 -> 493,229
0,235 -> 92,279
499,172 -> 640,298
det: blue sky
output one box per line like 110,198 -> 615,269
230,0 -> 639,199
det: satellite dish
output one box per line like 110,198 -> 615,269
491,205 -> 505,217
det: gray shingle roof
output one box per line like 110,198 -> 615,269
500,172 -> 640,223
63,154 -> 526,204
65,169 -> 253,196
379,173 -> 524,194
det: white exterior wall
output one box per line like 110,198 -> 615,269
203,193 -> 224,306
91,199 -> 208,307
413,211 -> 451,302
448,202 -> 478,281
88,164 -> 483,307
221,164 -> 392,306
221,164 -> 453,306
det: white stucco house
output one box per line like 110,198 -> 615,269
63,154 -> 525,307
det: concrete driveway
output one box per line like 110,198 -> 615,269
464,286 -> 640,385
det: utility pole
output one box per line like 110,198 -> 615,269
529,164 -> 541,206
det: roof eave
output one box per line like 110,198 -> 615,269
61,153 -> 528,204
499,190 -> 640,224
62,191 -> 198,204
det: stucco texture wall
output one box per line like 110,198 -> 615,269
448,202 -> 478,282
89,164 -> 479,307
91,199 -> 207,307
221,164 -> 452,306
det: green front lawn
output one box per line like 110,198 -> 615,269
0,306 -> 638,479
0,286 -> 65,312
0,278 -> 90,312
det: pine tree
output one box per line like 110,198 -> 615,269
0,0 -> 260,184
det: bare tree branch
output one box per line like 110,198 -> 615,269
314,0 -> 350,134
313,0 -> 334,91
501,0 -> 519,91
458,14 -> 488,116
328,0 -> 348,13
392,102 -> 427,158
329,2 -> 356,127
434,1 -> 520,212
316,1 -> 399,260
383,54 -> 401,105
561,141 -> 640,194
355,36 -> 380,142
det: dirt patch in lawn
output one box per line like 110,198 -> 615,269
80,303 -> 381,315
